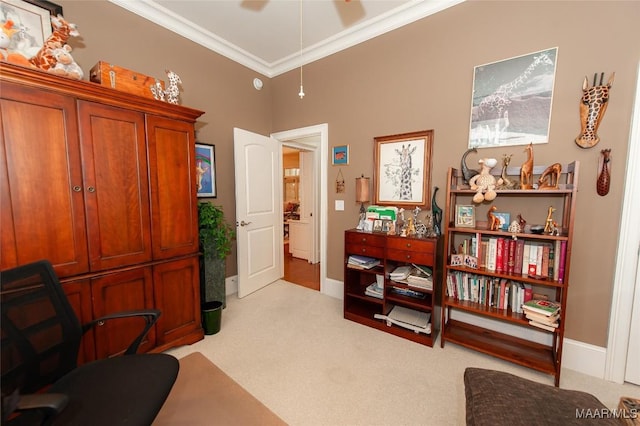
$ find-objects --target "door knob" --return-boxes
[240,220,252,227]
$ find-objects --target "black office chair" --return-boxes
[1,260,179,425]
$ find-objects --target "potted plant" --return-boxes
[198,202,235,308]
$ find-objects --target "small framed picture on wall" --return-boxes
[332,145,349,165]
[195,143,216,197]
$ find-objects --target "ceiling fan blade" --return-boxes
[334,0,365,27]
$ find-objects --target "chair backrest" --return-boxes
[1,260,82,397]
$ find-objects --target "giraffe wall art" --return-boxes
[373,130,433,209]
[469,47,558,148]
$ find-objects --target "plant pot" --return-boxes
[202,254,226,308]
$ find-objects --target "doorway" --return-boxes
[282,146,320,290]
[272,124,329,295]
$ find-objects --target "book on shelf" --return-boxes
[528,319,558,332]
[347,255,380,269]
[486,238,497,272]
[558,240,567,283]
[514,239,525,276]
[506,239,516,274]
[522,299,561,316]
[374,305,431,335]
[495,238,506,273]
[411,264,432,277]
[365,282,383,299]
[390,286,427,299]
[390,265,412,280]
[525,310,560,324]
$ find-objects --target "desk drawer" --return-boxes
[345,232,386,248]
[386,249,434,265]
[346,244,384,259]
[386,237,435,254]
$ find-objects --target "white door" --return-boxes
[234,128,282,298]
[301,150,319,263]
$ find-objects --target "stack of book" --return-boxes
[522,299,561,332]
[406,264,433,290]
[389,265,412,281]
[365,282,383,299]
[347,255,380,270]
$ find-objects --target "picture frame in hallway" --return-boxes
[468,47,558,148]
[373,130,433,209]
[332,145,349,165]
[195,144,216,198]
[0,0,63,53]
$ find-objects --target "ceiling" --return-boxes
[109,0,463,77]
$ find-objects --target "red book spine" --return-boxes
[507,239,516,274]
[496,238,505,273]
[514,239,525,276]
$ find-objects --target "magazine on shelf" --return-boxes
[374,305,431,335]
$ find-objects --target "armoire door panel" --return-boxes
[62,279,95,364]
[153,257,201,345]
[91,267,155,358]
[146,115,199,259]
[77,101,152,271]
[0,83,89,277]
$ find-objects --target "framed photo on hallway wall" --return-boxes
[373,130,433,209]
[195,144,216,198]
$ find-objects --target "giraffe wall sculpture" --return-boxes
[575,72,615,148]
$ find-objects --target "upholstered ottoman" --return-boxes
[464,368,620,425]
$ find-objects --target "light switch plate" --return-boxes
[335,200,344,211]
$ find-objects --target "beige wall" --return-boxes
[58,1,639,347]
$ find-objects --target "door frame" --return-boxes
[271,124,330,295]
[605,61,640,383]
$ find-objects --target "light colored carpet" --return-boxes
[165,280,639,426]
[153,352,286,425]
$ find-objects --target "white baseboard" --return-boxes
[322,277,343,299]
[562,338,607,379]
[226,275,237,296]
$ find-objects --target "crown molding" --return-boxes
[109,0,464,78]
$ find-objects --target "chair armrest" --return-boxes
[82,309,161,355]
[2,390,68,425]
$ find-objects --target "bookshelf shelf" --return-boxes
[444,320,556,375]
[440,162,578,386]
[344,229,441,347]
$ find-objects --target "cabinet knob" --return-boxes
[87,186,96,193]
[406,255,411,259]
[72,185,82,192]
[406,243,412,248]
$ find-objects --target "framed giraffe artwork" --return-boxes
[0,0,63,55]
[373,130,433,209]
[468,47,558,148]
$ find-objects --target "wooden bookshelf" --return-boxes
[344,229,441,347]
[440,162,578,386]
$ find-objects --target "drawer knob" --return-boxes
[406,255,411,259]
[406,243,412,248]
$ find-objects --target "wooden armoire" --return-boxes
[0,63,205,362]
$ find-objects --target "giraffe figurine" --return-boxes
[29,15,80,71]
[478,52,554,122]
[575,73,615,149]
[163,70,182,104]
[520,143,534,190]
